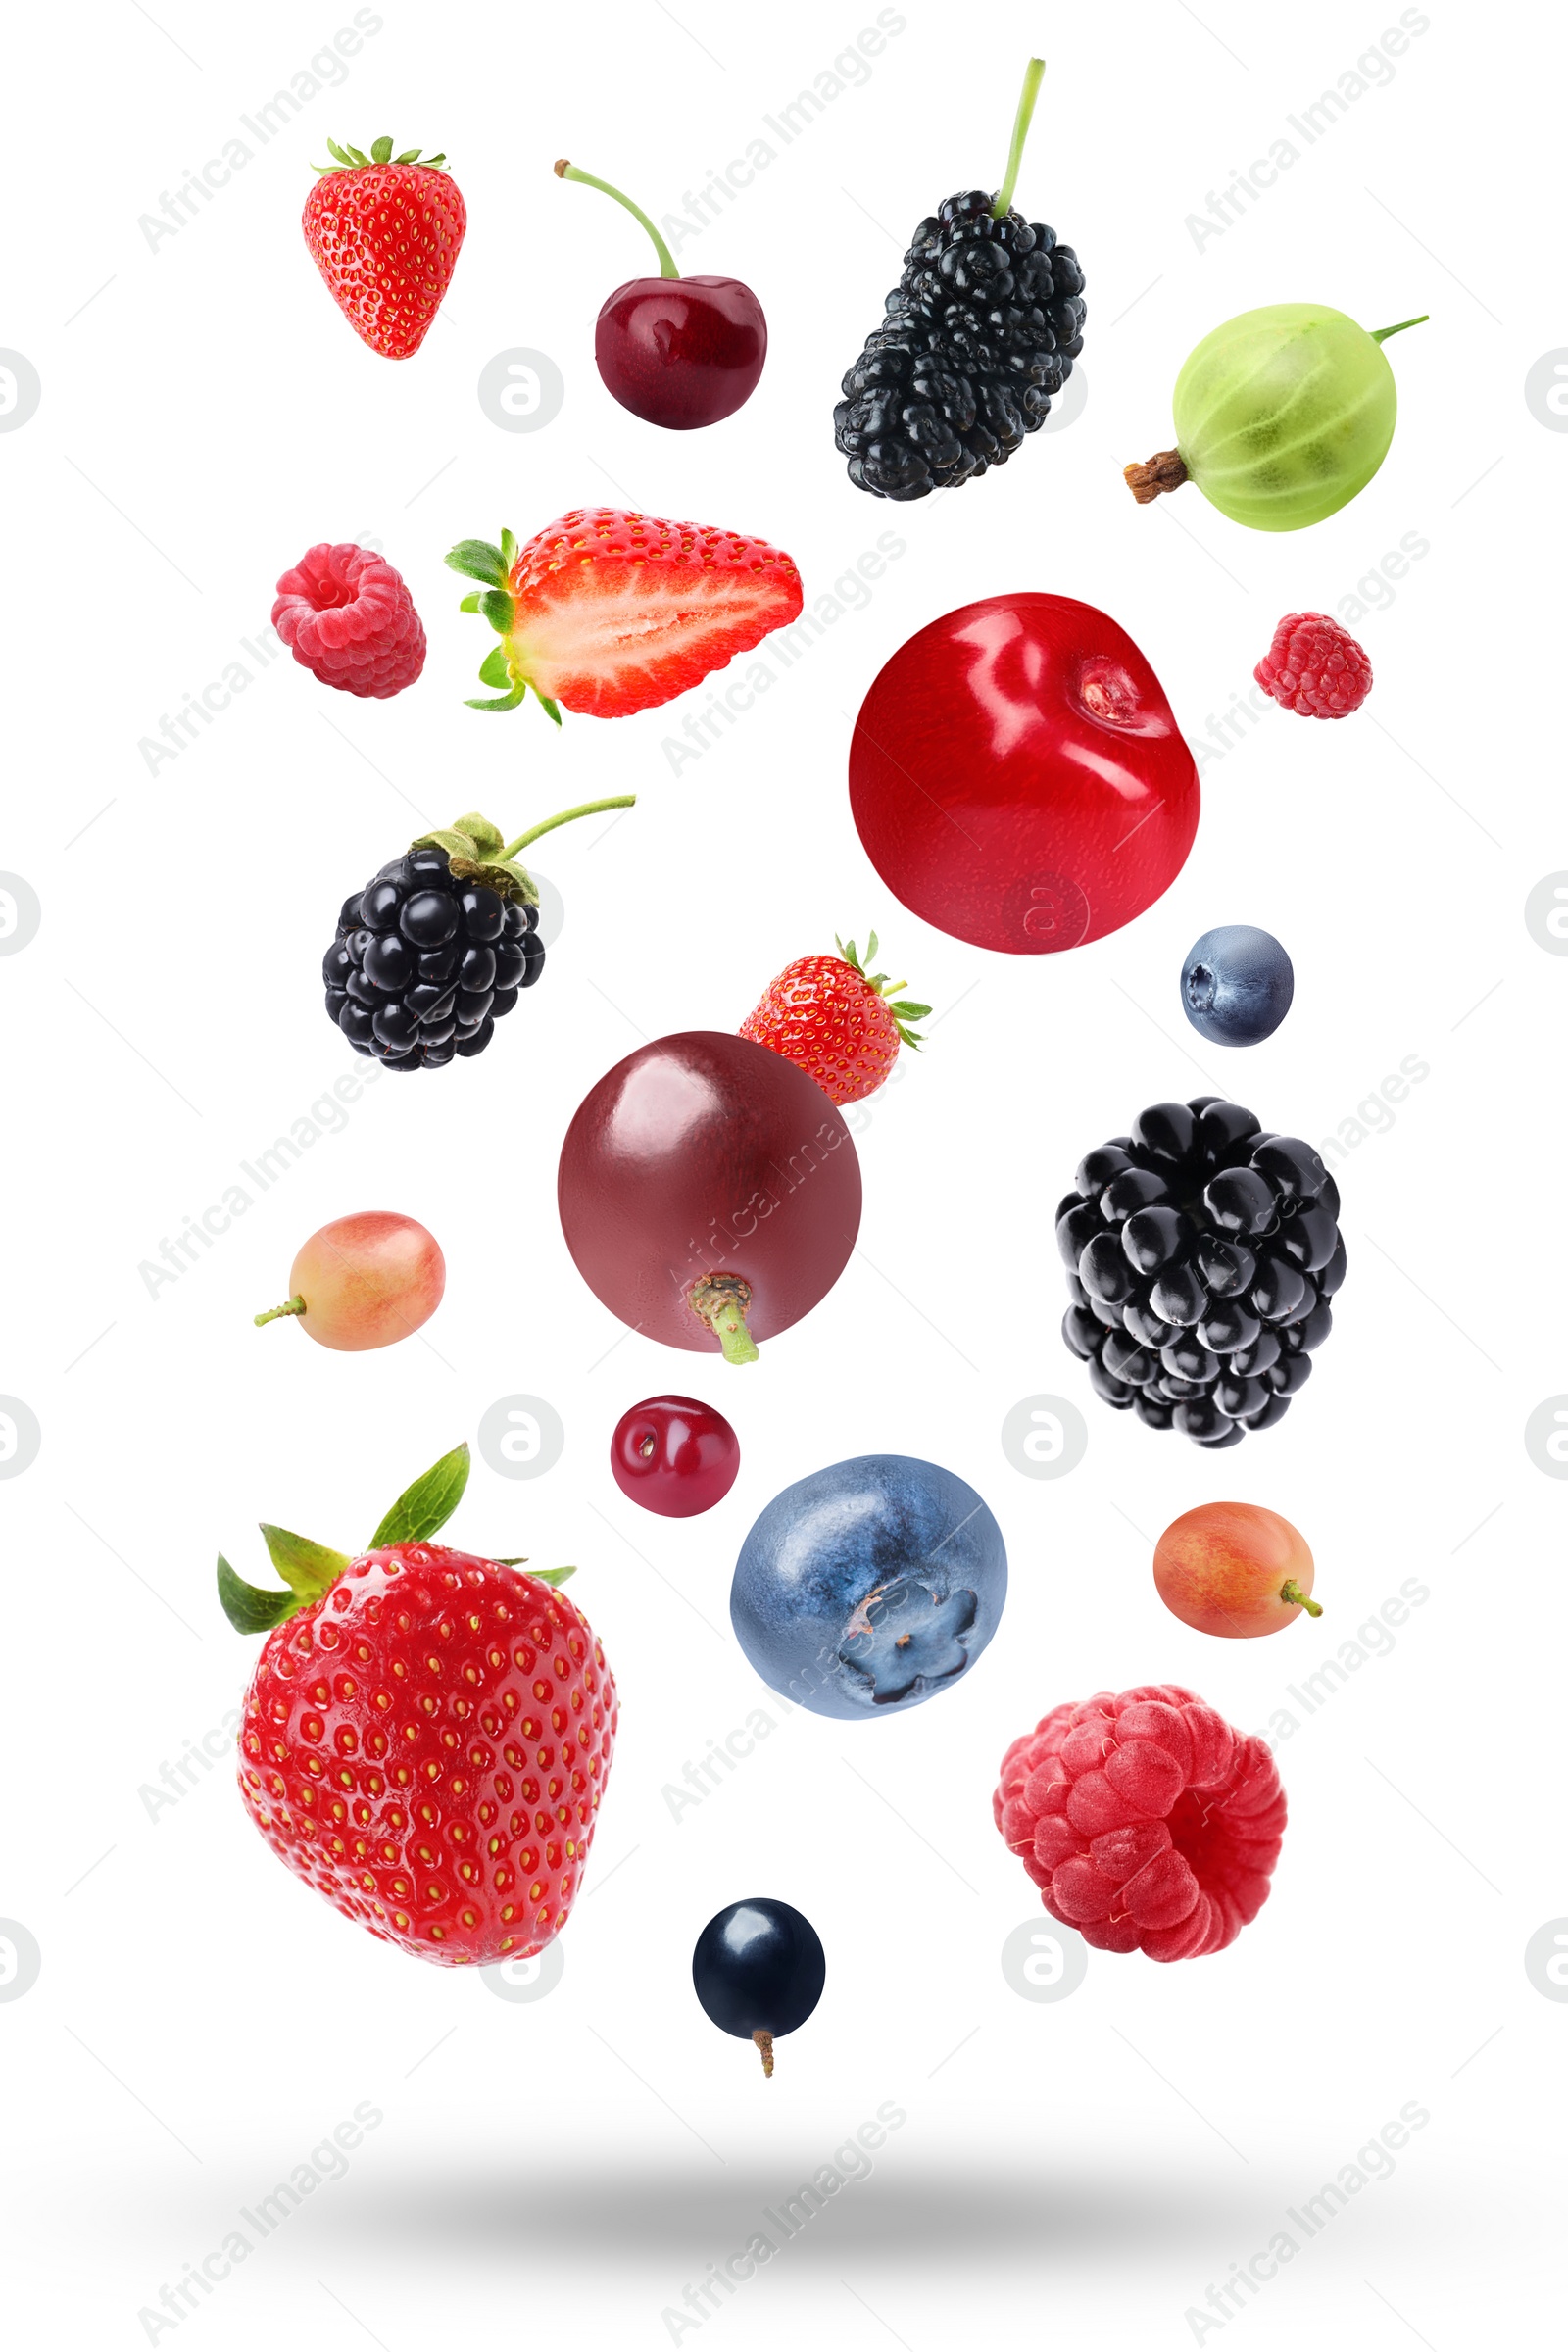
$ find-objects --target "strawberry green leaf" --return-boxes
[865,931,879,964]
[478,646,511,690]
[500,527,517,567]
[445,540,509,587]
[326,138,356,166]
[530,1564,577,1587]
[370,135,394,164]
[458,591,482,614]
[259,1524,350,1605]
[368,1443,470,1549]
[344,145,371,167]
[889,1001,931,1021]
[536,695,564,727]
[424,154,448,167]
[217,1553,298,1635]
[478,588,515,636]
[466,685,527,713]
[393,149,422,164]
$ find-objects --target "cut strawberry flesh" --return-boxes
[505,509,803,719]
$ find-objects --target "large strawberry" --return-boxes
[446,509,804,721]
[220,1445,617,1967]
[740,932,930,1105]
[304,137,466,360]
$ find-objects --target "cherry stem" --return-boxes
[555,159,679,279]
[255,1296,306,1328]
[690,1277,760,1367]
[1369,314,1429,344]
[501,796,636,861]
[1279,1580,1323,1618]
[992,57,1046,219]
[752,2029,775,2080]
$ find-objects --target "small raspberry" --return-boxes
[1254,611,1372,719]
[273,542,427,699]
[993,1684,1286,1960]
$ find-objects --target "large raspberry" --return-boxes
[993,1685,1286,1960]
[1253,611,1372,718]
[273,541,427,698]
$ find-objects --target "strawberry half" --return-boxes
[446,509,804,721]
[303,136,466,360]
[740,933,931,1105]
[220,1444,617,1967]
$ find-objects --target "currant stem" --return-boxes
[501,796,636,860]
[690,1277,760,1367]
[255,1296,306,1327]
[555,159,679,278]
[992,57,1046,218]
[1369,314,1429,344]
[1279,1580,1323,1618]
[752,2029,775,2080]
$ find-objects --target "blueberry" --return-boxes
[729,1455,1007,1720]
[1181,925,1294,1048]
[692,1898,825,2076]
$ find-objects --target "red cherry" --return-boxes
[556,159,766,430]
[557,1032,861,1363]
[611,1396,740,1516]
[596,276,766,429]
[849,593,1200,955]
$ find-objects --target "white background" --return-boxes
[2,1,1562,2344]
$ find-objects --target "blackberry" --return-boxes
[1058,1098,1347,1447]
[834,61,1085,501]
[321,799,631,1070]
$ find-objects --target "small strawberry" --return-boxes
[446,509,804,721]
[303,136,466,360]
[740,933,930,1106]
[220,1445,617,1967]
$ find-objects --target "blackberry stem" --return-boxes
[502,796,636,860]
[255,1296,306,1327]
[1369,315,1429,344]
[554,160,679,278]
[992,58,1046,219]
[1279,1580,1322,1617]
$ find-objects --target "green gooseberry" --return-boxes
[1125,304,1428,532]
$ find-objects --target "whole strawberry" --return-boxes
[220,1445,617,1966]
[740,933,929,1105]
[304,137,466,360]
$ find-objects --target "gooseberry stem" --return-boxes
[555,159,679,278]
[1279,1580,1322,1617]
[992,57,1046,219]
[690,1277,760,1366]
[752,2029,775,2079]
[255,1296,306,1327]
[501,796,636,861]
[1369,314,1429,344]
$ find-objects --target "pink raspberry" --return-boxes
[1254,611,1372,718]
[272,542,426,699]
[993,1685,1286,1961]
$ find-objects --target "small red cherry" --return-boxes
[555,158,766,429]
[611,1396,740,1517]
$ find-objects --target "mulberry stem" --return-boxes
[993,58,1046,219]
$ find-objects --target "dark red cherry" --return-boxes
[610,1396,740,1518]
[557,159,766,429]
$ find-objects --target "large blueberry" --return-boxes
[1181,925,1294,1047]
[730,1454,1007,1720]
